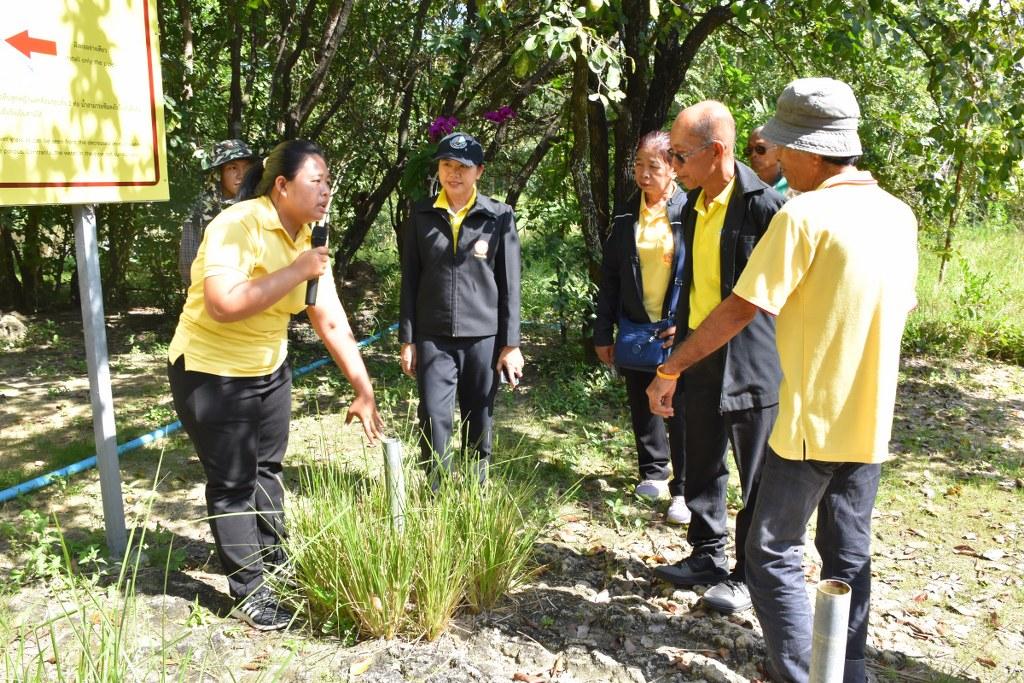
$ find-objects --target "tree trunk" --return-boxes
[228,4,244,138]
[587,72,610,243]
[0,216,25,310]
[21,208,44,311]
[505,117,562,208]
[334,0,433,277]
[568,38,603,286]
[938,153,966,283]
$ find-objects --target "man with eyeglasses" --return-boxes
[648,78,918,683]
[745,126,789,195]
[651,101,785,615]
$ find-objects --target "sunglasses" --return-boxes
[667,141,714,165]
[745,144,770,157]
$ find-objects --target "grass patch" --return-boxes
[906,222,1024,365]
[287,442,560,641]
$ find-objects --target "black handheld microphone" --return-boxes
[305,218,329,306]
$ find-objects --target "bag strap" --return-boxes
[663,243,686,319]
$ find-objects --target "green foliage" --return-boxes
[903,219,1024,365]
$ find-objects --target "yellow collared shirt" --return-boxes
[434,186,478,252]
[688,178,736,329]
[636,188,676,322]
[168,195,326,377]
[732,170,918,463]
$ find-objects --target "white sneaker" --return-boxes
[665,495,691,525]
[634,479,669,501]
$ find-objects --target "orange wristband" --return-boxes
[656,364,680,380]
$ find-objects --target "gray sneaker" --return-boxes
[665,495,691,525]
[635,479,669,501]
[702,578,752,614]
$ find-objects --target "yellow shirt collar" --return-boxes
[816,170,877,191]
[640,183,677,217]
[434,186,478,215]
[254,196,311,243]
[694,177,735,217]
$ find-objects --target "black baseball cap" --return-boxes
[433,132,484,166]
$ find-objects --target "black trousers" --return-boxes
[415,335,497,474]
[620,367,685,495]
[682,348,778,580]
[168,356,291,600]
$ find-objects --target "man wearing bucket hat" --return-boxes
[646,78,918,682]
[178,139,258,285]
[399,131,522,484]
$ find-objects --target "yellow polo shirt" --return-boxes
[168,196,323,377]
[688,178,736,328]
[434,186,477,252]
[637,189,676,322]
[732,171,918,463]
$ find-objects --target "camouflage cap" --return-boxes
[202,139,257,171]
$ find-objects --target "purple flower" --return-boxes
[483,105,517,125]
[428,115,459,142]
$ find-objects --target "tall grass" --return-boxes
[0,524,195,682]
[287,446,557,641]
[905,221,1024,365]
[0,454,238,682]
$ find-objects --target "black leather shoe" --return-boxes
[653,553,729,587]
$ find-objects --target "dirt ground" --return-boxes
[1,311,1022,682]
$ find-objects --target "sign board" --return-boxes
[0,0,169,205]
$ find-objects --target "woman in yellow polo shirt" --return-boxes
[167,139,384,631]
[594,131,689,524]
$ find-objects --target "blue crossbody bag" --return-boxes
[613,245,684,372]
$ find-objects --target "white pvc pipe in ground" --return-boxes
[809,579,852,683]
[382,438,406,533]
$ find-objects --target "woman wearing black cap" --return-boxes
[399,131,522,484]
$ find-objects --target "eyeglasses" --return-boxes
[667,141,714,166]
[745,144,770,157]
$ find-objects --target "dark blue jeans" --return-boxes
[745,450,881,683]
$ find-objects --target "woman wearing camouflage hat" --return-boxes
[178,139,258,286]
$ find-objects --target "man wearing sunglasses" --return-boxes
[648,78,918,683]
[745,126,789,195]
[652,100,785,615]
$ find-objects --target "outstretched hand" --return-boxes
[345,392,385,445]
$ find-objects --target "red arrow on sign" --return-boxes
[6,30,58,59]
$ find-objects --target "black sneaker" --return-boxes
[229,586,293,631]
[653,553,729,588]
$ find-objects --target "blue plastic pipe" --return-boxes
[0,323,398,504]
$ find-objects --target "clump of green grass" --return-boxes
[287,447,557,641]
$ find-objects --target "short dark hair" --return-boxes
[820,154,861,167]
[238,139,325,200]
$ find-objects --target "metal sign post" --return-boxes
[73,204,127,557]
